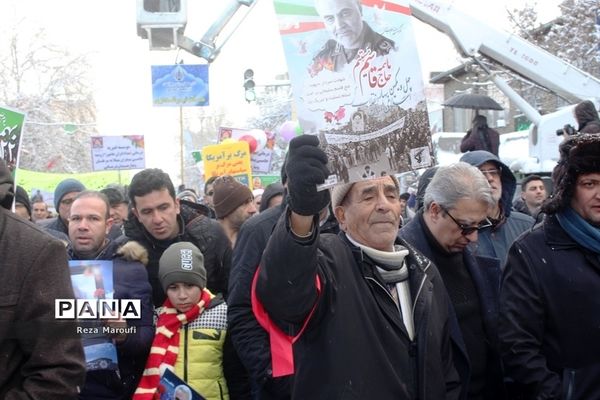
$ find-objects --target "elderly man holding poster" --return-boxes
[312,0,396,73]
[254,135,461,399]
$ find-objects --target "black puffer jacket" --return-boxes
[499,214,600,399]
[124,201,232,306]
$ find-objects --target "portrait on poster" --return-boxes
[275,0,434,183]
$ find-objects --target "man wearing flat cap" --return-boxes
[212,175,257,247]
[499,134,600,399]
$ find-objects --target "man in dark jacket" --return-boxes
[513,174,547,220]
[255,135,461,399]
[460,151,534,268]
[124,168,232,306]
[499,134,600,399]
[67,190,154,399]
[573,99,600,134]
[44,177,86,235]
[228,176,291,400]
[460,115,500,156]
[0,160,86,399]
[399,162,505,400]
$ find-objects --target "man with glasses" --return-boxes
[44,178,86,236]
[399,162,506,399]
[461,151,534,268]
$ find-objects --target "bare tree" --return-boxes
[181,105,233,190]
[0,21,97,172]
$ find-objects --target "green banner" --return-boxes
[0,106,26,175]
[16,169,131,206]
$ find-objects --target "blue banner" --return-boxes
[151,64,209,107]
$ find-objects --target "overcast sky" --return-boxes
[2,0,561,181]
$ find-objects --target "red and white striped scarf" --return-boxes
[133,289,212,399]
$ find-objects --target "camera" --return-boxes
[555,124,577,136]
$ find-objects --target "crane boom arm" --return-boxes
[409,0,600,102]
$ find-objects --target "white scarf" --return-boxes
[346,235,415,340]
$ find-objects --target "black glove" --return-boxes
[285,135,331,216]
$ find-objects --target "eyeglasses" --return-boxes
[60,198,75,206]
[479,167,502,178]
[441,206,492,236]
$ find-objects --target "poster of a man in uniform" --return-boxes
[274,0,434,184]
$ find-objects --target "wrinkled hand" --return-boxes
[285,135,331,216]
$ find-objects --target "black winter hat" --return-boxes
[259,182,284,212]
[543,134,600,214]
[416,166,439,210]
[15,186,31,217]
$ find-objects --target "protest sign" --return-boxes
[68,260,119,372]
[151,64,209,107]
[202,141,253,187]
[218,126,286,177]
[0,105,26,175]
[158,369,207,400]
[91,135,145,171]
[274,0,434,183]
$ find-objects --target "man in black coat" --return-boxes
[399,162,505,400]
[499,134,600,399]
[254,135,460,399]
[0,160,86,399]
[67,190,154,399]
[124,168,232,306]
[228,201,291,400]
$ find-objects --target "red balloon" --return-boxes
[239,134,258,153]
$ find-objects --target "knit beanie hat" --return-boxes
[15,186,31,217]
[158,242,207,292]
[212,175,253,218]
[543,133,600,214]
[416,166,439,211]
[331,175,400,209]
[259,182,284,212]
[54,178,85,210]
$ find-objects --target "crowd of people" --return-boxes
[1,129,599,399]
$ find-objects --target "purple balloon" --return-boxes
[279,121,302,142]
